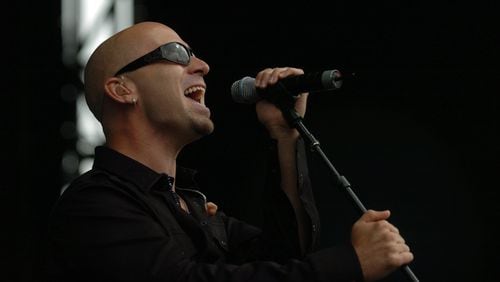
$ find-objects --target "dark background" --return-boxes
[3,1,498,281]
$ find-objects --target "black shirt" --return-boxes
[46,140,362,282]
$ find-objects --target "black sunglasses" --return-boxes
[115,41,194,76]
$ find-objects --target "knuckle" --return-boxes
[399,236,406,244]
[373,221,383,229]
[382,230,396,241]
[405,244,411,252]
[377,220,390,229]
[387,253,402,266]
[381,220,392,228]
[393,226,400,233]
[389,243,401,253]
[407,252,415,262]
[401,252,414,264]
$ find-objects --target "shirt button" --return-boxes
[201,221,208,226]
[312,224,317,232]
[220,240,227,246]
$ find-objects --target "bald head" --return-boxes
[84,22,180,122]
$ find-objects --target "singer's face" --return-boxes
[128,25,213,143]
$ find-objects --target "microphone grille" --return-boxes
[231,76,259,104]
[321,69,343,90]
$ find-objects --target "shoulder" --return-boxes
[54,168,144,215]
[61,169,123,198]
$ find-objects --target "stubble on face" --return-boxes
[187,109,214,140]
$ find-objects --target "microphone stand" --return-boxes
[267,84,419,282]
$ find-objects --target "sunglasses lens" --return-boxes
[162,43,191,65]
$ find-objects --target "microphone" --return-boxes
[231,69,346,104]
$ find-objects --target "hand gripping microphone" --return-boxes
[231,69,345,104]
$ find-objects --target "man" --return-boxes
[46,21,413,281]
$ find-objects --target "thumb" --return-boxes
[361,209,390,222]
[206,202,218,216]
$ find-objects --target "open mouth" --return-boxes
[184,86,205,103]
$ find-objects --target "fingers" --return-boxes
[355,210,400,236]
[375,220,400,235]
[255,67,304,88]
[361,209,391,222]
[386,243,414,267]
[399,250,414,265]
[205,202,218,216]
[352,210,414,281]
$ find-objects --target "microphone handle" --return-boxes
[281,72,326,93]
[280,69,343,94]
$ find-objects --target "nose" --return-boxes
[190,56,210,76]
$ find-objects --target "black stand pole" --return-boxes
[270,86,419,282]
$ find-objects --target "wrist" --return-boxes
[267,126,300,141]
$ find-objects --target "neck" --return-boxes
[105,132,184,179]
[102,109,195,182]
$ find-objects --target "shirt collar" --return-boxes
[92,146,198,192]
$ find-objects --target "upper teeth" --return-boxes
[184,86,205,96]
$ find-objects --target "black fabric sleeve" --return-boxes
[307,245,364,282]
[239,137,321,260]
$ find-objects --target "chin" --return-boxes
[193,121,215,138]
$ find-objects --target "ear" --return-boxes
[104,76,136,104]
